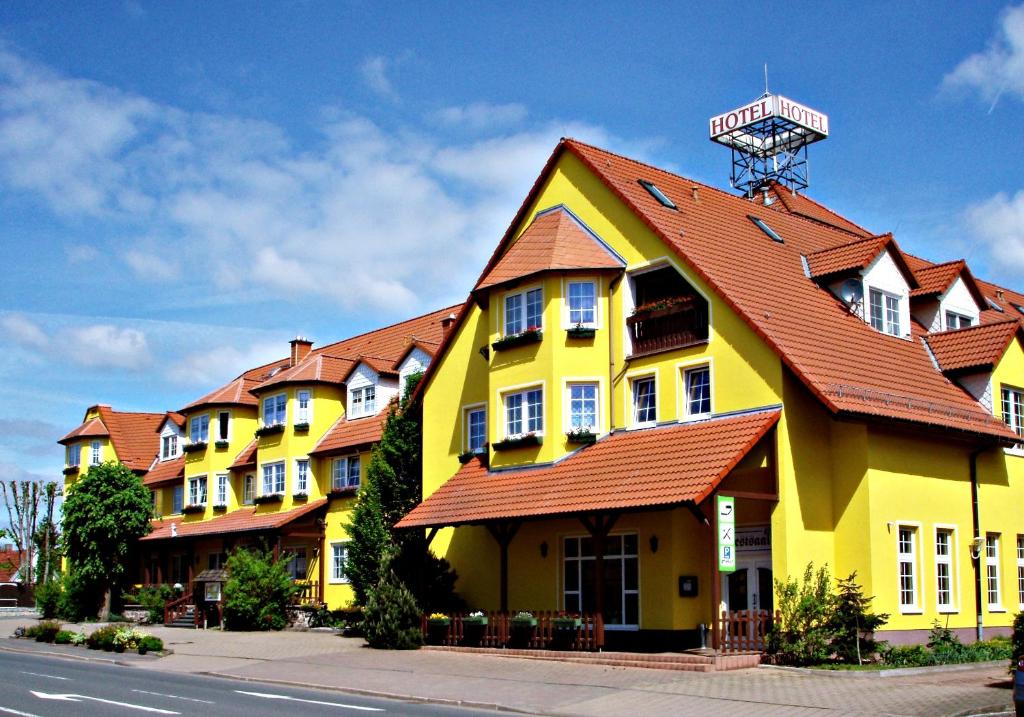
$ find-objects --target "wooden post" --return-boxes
[579,513,619,623]
[318,527,326,605]
[485,522,520,613]
[711,492,721,652]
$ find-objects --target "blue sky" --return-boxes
[1,1,1023,512]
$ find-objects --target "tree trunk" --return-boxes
[100,587,112,621]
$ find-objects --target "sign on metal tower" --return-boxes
[709,93,829,197]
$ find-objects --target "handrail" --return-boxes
[163,593,192,626]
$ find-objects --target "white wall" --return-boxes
[958,372,993,412]
[939,277,982,330]
[862,250,912,339]
[398,348,432,391]
[348,363,400,416]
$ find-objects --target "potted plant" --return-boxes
[566,426,597,444]
[550,614,581,651]
[509,611,537,649]
[293,492,308,502]
[214,439,229,449]
[253,493,283,505]
[212,503,227,512]
[293,422,310,432]
[426,613,450,645]
[182,441,207,454]
[462,611,488,647]
[255,423,285,438]
[492,432,543,450]
[181,504,205,515]
[566,323,596,339]
[491,327,543,352]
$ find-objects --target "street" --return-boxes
[0,651,500,717]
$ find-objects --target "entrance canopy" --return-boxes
[397,408,780,529]
[141,498,327,541]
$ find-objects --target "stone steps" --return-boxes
[425,646,762,672]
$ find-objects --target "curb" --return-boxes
[200,670,538,715]
[0,641,140,668]
[760,659,1009,678]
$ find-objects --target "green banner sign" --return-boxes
[717,495,736,573]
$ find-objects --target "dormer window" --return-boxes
[350,386,376,418]
[869,288,901,336]
[161,434,178,460]
[945,311,972,330]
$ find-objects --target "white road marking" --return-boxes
[18,672,68,681]
[131,689,215,704]
[0,706,41,717]
[235,689,384,711]
[30,690,180,714]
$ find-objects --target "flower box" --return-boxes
[509,614,537,648]
[255,424,285,438]
[181,504,206,515]
[566,429,597,445]
[550,616,581,650]
[492,433,542,451]
[62,466,80,475]
[630,295,696,319]
[552,616,582,630]
[458,450,481,464]
[212,504,227,512]
[491,328,542,352]
[462,614,488,647]
[566,326,596,339]
[214,440,229,449]
[182,441,207,454]
[426,616,450,646]
[253,493,283,505]
[292,492,308,502]
[293,422,310,432]
[328,487,358,500]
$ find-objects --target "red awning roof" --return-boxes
[143,456,184,486]
[397,409,780,528]
[141,498,327,541]
[926,319,1023,373]
[310,413,386,456]
[230,439,258,470]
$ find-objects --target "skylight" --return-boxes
[638,179,677,210]
[1015,304,1024,315]
[748,215,784,243]
[987,298,1004,313]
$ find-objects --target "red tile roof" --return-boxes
[765,181,872,237]
[475,206,624,291]
[910,260,988,309]
[166,412,186,429]
[143,456,184,487]
[180,359,290,412]
[141,498,327,541]
[59,406,165,471]
[58,417,109,443]
[805,234,905,280]
[926,320,1023,373]
[253,354,356,392]
[392,339,440,370]
[310,413,387,456]
[0,546,21,582]
[397,409,780,528]
[230,440,258,470]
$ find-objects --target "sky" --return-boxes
[0,1,1023,519]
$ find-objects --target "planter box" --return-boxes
[255,424,285,438]
[253,494,283,505]
[293,422,310,432]
[462,617,488,647]
[212,504,227,512]
[566,431,597,445]
[181,504,205,515]
[492,434,542,451]
[491,329,542,352]
[214,440,229,449]
[509,618,537,648]
[426,620,450,646]
[62,466,80,475]
[292,492,308,502]
[328,487,358,499]
[182,441,207,454]
[566,327,596,339]
[550,618,581,650]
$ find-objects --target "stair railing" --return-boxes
[163,593,192,626]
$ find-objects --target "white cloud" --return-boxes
[360,56,398,101]
[61,325,152,370]
[124,248,180,281]
[1,314,49,350]
[166,340,284,388]
[943,3,1024,107]
[965,190,1024,271]
[432,102,528,131]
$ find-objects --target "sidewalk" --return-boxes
[0,617,1014,717]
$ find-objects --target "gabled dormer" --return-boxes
[909,260,987,332]
[806,233,918,339]
[924,318,1023,412]
[158,412,185,461]
[393,340,438,391]
[342,357,400,419]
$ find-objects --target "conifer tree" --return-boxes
[362,548,423,650]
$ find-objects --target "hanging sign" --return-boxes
[717,495,736,573]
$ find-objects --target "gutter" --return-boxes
[969,447,985,642]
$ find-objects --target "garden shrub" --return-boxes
[363,552,422,650]
[86,625,119,651]
[133,585,176,624]
[22,625,41,640]
[768,563,835,666]
[881,644,935,667]
[57,568,103,622]
[138,635,163,654]
[54,630,75,644]
[222,548,297,631]
[34,620,62,643]
[35,579,62,619]
[1013,612,1023,670]
[828,572,889,664]
[878,625,1012,667]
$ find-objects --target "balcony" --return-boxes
[626,296,708,356]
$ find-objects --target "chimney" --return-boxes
[289,337,313,367]
[440,313,457,339]
[690,186,700,203]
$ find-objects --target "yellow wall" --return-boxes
[179,406,258,520]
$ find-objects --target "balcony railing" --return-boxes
[626,297,708,356]
[292,580,320,606]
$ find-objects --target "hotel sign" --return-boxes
[717,495,736,573]
[709,94,829,140]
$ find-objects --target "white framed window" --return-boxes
[189,414,209,443]
[563,534,639,627]
[297,390,311,424]
[330,542,350,583]
[161,434,178,460]
[350,386,376,417]
[66,444,80,467]
[935,528,956,611]
[505,387,543,437]
[869,288,901,336]
[243,475,255,505]
[172,485,183,514]
[332,456,360,490]
[215,474,228,506]
[684,365,711,418]
[1016,534,1024,608]
[295,459,309,493]
[464,406,486,453]
[986,533,1002,609]
[263,394,286,427]
[262,462,285,495]
[897,525,920,611]
[1000,386,1023,446]
[567,383,598,432]
[631,376,656,426]
[504,286,543,336]
[217,411,230,441]
[188,476,208,506]
[945,311,972,330]
[567,280,597,327]
[90,440,101,466]
[284,547,307,580]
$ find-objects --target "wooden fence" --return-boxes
[422,611,604,651]
[718,609,778,653]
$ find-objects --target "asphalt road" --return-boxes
[0,651,504,717]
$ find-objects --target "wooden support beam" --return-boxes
[485,521,520,613]
[711,492,721,652]
[425,527,439,547]
[725,490,779,502]
[578,512,619,623]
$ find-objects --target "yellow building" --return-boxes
[399,139,1024,650]
[59,308,456,615]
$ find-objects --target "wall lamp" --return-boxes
[539,541,548,558]
[649,535,659,554]
[969,536,985,560]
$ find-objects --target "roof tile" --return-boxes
[141,498,327,541]
[926,320,1022,373]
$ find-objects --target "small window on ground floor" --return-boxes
[284,547,307,580]
[986,533,1002,608]
[897,525,919,611]
[331,542,350,583]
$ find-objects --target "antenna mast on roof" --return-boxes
[709,86,829,197]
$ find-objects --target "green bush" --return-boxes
[133,585,176,624]
[767,563,835,666]
[1012,612,1023,671]
[881,644,935,667]
[86,625,119,651]
[22,625,42,639]
[35,620,62,643]
[138,635,163,654]
[35,580,62,619]
[828,572,889,664]
[54,630,76,644]
[57,569,103,622]
[222,548,297,631]
[363,552,422,650]
[878,625,1012,667]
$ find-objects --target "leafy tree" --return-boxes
[363,549,423,650]
[768,562,835,666]
[222,547,297,630]
[828,572,889,663]
[61,461,152,619]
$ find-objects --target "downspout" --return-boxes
[969,447,984,642]
[608,273,624,434]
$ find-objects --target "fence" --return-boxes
[718,609,777,653]
[292,580,320,606]
[422,611,604,651]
